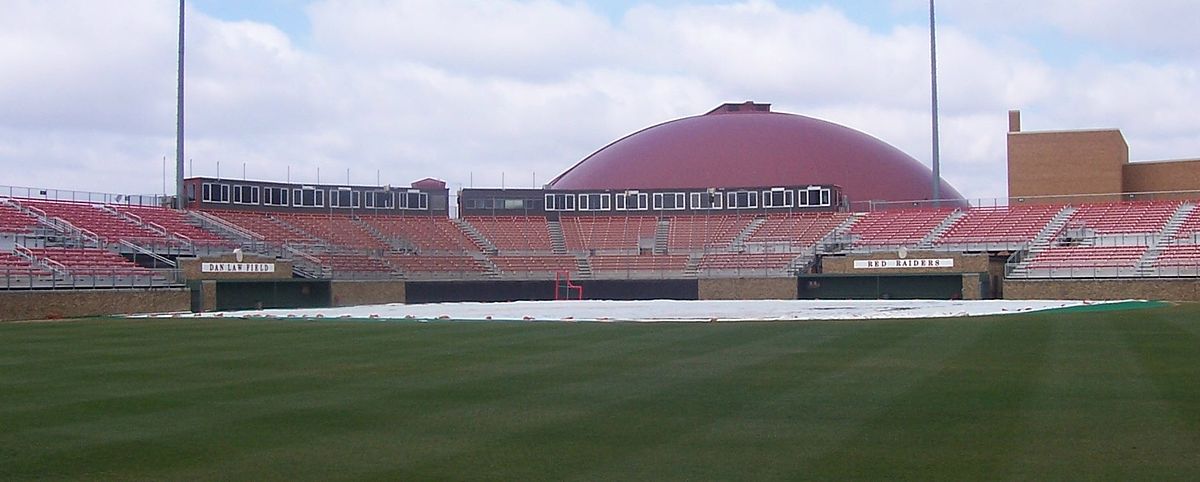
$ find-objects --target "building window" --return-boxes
[398,191,429,210]
[365,191,394,209]
[201,183,230,203]
[727,190,758,209]
[292,187,325,207]
[544,193,576,211]
[578,193,611,211]
[231,185,259,205]
[690,191,723,210]
[798,186,832,207]
[264,187,289,206]
[763,188,793,208]
[652,192,685,210]
[330,189,360,209]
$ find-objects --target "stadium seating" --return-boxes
[491,255,579,276]
[589,254,688,274]
[745,212,850,247]
[205,210,322,245]
[274,213,391,250]
[317,253,394,275]
[464,216,552,252]
[384,254,487,276]
[935,205,1059,246]
[1066,200,1181,234]
[1024,246,1146,275]
[0,250,44,273]
[0,203,40,234]
[360,216,478,253]
[1171,208,1200,239]
[848,208,954,247]
[1153,244,1200,267]
[698,252,799,272]
[667,215,752,251]
[19,199,172,245]
[26,247,152,276]
[112,205,232,246]
[561,216,657,252]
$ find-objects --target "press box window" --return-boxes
[201,183,230,203]
[726,191,758,209]
[578,193,611,211]
[544,193,576,211]
[762,189,793,208]
[365,191,394,209]
[398,191,429,210]
[263,187,289,206]
[652,192,685,210]
[292,188,325,207]
[330,189,361,208]
[691,191,723,210]
[231,185,259,205]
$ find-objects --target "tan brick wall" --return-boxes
[1007,130,1127,203]
[200,280,217,312]
[1004,279,1200,301]
[961,274,983,300]
[698,278,797,300]
[330,281,406,307]
[178,253,293,281]
[0,289,189,322]
[821,251,989,275]
[1122,159,1200,196]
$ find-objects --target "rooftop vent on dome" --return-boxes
[707,102,771,115]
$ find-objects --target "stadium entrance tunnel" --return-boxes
[797,274,985,300]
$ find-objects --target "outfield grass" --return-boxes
[2,304,1199,480]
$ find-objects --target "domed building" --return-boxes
[548,102,963,206]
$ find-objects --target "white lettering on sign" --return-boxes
[852,259,955,269]
[201,262,276,273]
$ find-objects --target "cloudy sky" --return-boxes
[1,0,1197,203]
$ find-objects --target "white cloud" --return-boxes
[0,0,1197,202]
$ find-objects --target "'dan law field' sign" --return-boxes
[201,262,276,274]
[853,259,955,269]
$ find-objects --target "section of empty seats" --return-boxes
[384,255,485,275]
[491,255,578,275]
[698,252,799,271]
[274,213,390,250]
[848,209,954,246]
[0,251,44,273]
[463,216,552,252]
[1025,246,1146,269]
[205,211,321,245]
[745,212,850,246]
[589,255,688,273]
[1171,208,1200,240]
[317,253,394,274]
[26,247,151,275]
[667,216,752,251]
[1066,200,1181,234]
[360,216,477,253]
[1153,244,1200,267]
[561,216,657,252]
[935,205,1059,245]
[18,199,169,244]
[112,205,230,245]
[0,203,40,233]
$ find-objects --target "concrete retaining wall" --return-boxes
[0,289,189,322]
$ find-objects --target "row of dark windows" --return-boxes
[543,187,833,212]
[196,183,429,210]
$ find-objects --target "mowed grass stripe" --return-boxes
[599,317,1004,481]
[1,306,1199,481]
[1004,312,1200,480]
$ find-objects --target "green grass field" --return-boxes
[3,304,1199,480]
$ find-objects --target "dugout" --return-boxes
[797,273,984,300]
[191,280,331,312]
[403,279,698,304]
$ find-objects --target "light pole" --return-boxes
[175,0,186,209]
[929,0,941,207]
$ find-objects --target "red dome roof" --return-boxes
[548,103,964,204]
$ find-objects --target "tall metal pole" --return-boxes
[175,0,186,209]
[929,0,941,206]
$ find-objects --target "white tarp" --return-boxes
[146,299,1133,322]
